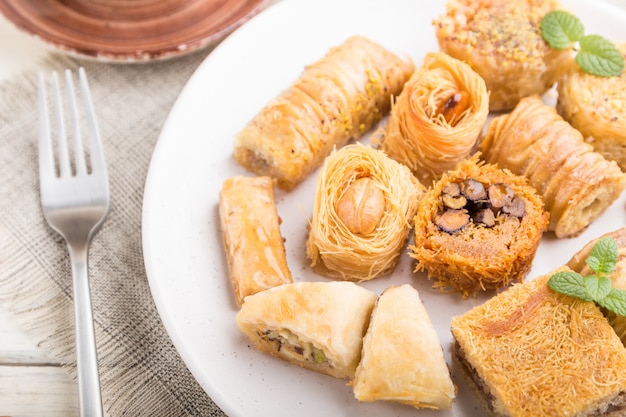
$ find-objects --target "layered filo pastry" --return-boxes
[451,270,626,417]
[557,42,626,170]
[480,95,626,238]
[218,176,293,307]
[352,284,456,410]
[433,0,570,111]
[306,144,424,281]
[411,155,549,298]
[236,281,377,379]
[233,35,415,190]
[379,52,489,184]
[567,227,626,345]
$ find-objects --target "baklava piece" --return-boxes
[218,176,293,307]
[379,51,489,184]
[352,284,456,410]
[567,227,626,345]
[236,281,377,379]
[306,144,424,281]
[234,35,414,189]
[433,0,570,111]
[411,155,549,297]
[481,95,626,238]
[452,271,626,417]
[557,43,626,170]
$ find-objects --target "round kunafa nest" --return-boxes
[307,143,424,281]
[380,52,488,185]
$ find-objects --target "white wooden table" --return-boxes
[0,14,79,417]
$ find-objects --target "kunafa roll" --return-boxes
[306,143,424,281]
[352,284,456,410]
[557,43,626,171]
[234,35,415,190]
[411,155,549,298]
[480,95,626,238]
[433,0,569,111]
[379,52,489,184]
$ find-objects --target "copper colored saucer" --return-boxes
[0,0,270,62]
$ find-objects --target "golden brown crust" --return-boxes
[451,271,626,417]
[352,284,456,410]
[235,281,377,379]
[557,43,626,171]
[410,155,548,297]
[567,227,626,275]
[379,52,489,184]
[306,144,424,281]
[218,176,293,307]
[433,0,569,111]
[480,95,626,238]
[233,35,415,190]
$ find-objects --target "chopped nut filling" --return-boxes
[259,328,328,365]
[436,178,526,233]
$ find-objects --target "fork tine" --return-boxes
[38,72,55,181]
[78,68,107,177]
[51,71,71,178]
[65,69,87,176]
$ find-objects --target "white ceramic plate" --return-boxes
[142,0,626,415]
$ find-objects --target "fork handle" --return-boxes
[69,243,104,417]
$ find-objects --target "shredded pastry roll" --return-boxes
[480,95,626,238]
[233,35,415,190]
[352,285,456,410]
[433,0,569,111]
[379,52,489,185]
[410,155,548,297]
[236,281,378,379]
[557,43,626,170]
[306,144,424,281]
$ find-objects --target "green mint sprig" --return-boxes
[548,237,626,316]
[540,10,624,77]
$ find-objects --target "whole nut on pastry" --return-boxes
[437,91,470,125]
[336,177,385,235]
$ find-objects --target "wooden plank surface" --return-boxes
[0,12,80,417]
[0,306,79,417]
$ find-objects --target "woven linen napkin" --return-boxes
[0,49,227,416]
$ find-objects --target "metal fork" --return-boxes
[38,68,108,417]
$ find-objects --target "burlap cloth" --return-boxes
[0,48,226,415]
[1,0,626,416]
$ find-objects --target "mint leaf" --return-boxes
[549,237,626,317]
[585,275,612,301]
[541,11,623,77]
[541,11,585,50]
[548,271,592,301]
[587,236,619,275]
[597,288,626,317]
[576,34,624,77]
